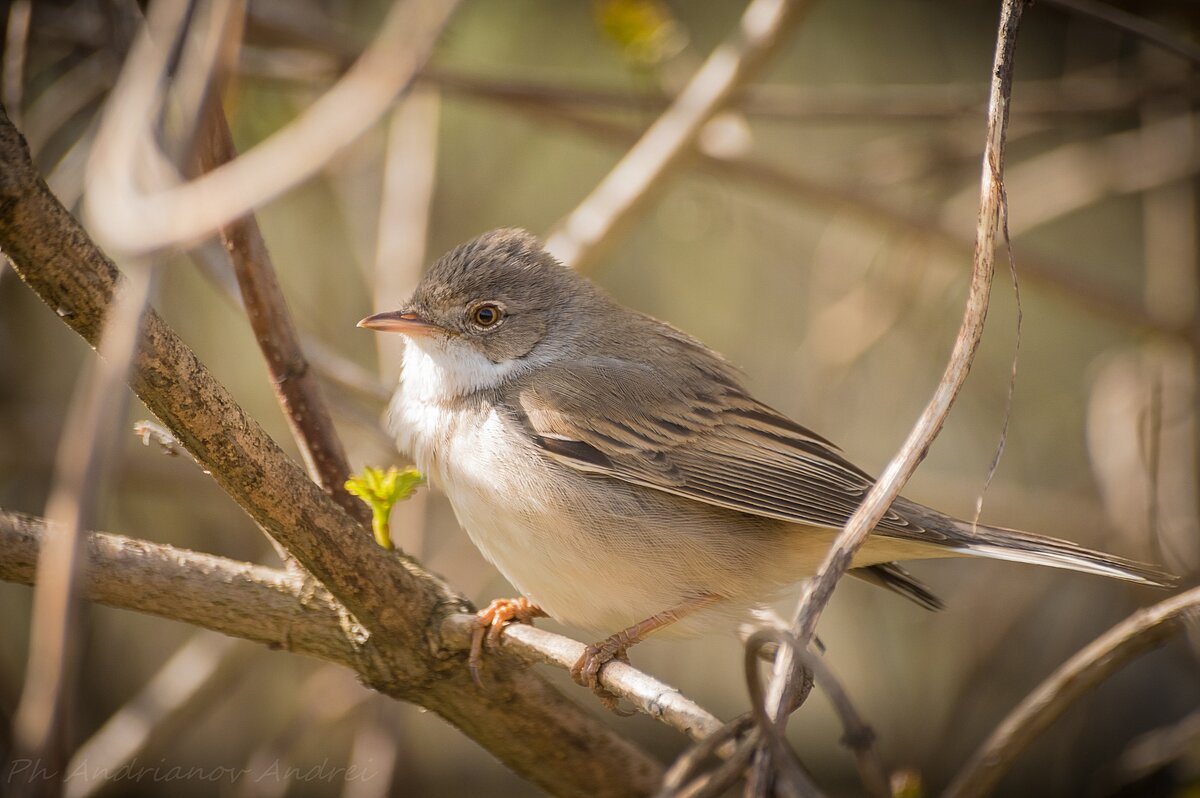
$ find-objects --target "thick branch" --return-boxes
[0,510,362,669]
[0,106,661,798]
[0,509,719,768]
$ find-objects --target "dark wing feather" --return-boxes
[514,353,929,539]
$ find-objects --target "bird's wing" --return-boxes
[514,357,933,540]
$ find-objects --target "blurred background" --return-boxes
[1,0,1198,795]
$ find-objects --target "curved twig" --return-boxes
[746,630,889,798]
[944,585,1200,798]
[84,0,458,255]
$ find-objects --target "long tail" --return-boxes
[889,497,1177,588]
[947,519,1175,587]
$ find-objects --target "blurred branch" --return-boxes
[464,86,1200,349]
[64,633,252,798]
[1042,0,1200,67]
[944,585,1200,798]
[941,111,1200,237]
[0,104,664,798]
[545,0,814,271]
[761,0,1026,739]
[84,0,458,255]
[193,106,366,523]
[22,50,114,157]
[2,0,31,129]
[424,67,1200,122]
[11,259,155,796]
[1100,706,1200,791]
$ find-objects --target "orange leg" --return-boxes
[469,597,547,686]
[571,594,723,712]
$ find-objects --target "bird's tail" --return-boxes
[945,519,1176,587]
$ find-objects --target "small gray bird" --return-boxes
[359,228,1172,703]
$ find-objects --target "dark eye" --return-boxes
[471,303,503,328]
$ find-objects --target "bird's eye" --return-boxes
[470,303,503,328]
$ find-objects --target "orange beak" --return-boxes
[356,310,443,337]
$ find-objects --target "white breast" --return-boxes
[388,338,699,632]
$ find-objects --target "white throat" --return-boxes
[400,336,523,402]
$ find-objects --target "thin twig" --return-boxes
[84,0,459,255]
[440,614,725,742]
[944,585,1200,798]
[1042,0,1200,68]
[11,264,156,797]
[192,105,366,523]
[745,630,889,798]
[544,0,814,272]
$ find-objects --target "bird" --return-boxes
[358,228,1173,706]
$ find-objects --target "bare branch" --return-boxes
[0,510,361,669]
[424,68,1199,122]
[544,0,814,272]
[944,585,1200,798]
[192,106,366,523]
[0,510,727,764]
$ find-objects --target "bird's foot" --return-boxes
[570,635,635,715]
[469,597,546,686]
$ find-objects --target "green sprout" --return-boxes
[345,466,424,550]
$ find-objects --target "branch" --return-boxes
[0,509,724,754]
[192,106,366,523]
[544,0,814,271]
[0,511,360,668]
[0,106,662,798]
[944,585,1200,798]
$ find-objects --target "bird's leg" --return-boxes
[469,596,546,686]
[571,594,722,712]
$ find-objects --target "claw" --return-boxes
[467,597,545,686]
[570,639,634,715]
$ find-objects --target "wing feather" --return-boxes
[514,354,927,538]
